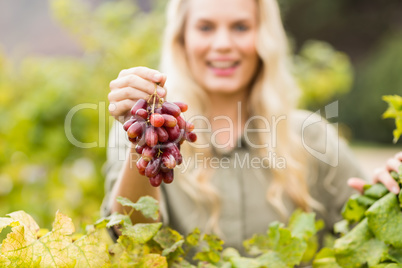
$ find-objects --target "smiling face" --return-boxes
[183,0,260,95]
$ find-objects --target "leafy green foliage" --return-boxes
[383,95,402,143]
[314,163,402,267]
[0,196,321,267]
[116,196,160,221]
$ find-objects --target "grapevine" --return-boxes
[123,84,197,187]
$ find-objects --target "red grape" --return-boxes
[162,101,181,117]
[150,113,164,127]
[135,108,148,120]
[149,173,163,187]
[123,118,136,131]
[163,170,174,184]
[162,114,177,127]
[173,102,188,113]
[127,121,145,139]
[156,127,169,143]
[130,99,147,116]
[145,126,158,147]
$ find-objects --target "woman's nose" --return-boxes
[211,28,233,52]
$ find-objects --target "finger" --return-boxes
[347,177,367,194]
[110,75,157,95]
[373,168,400,194]
[117,66,165,84]
[386,157,401,173]
[110,75,166,98]
[108,99,136,119]
[395,152,402,161]
[159,74,167,88]
[108,87,150,103]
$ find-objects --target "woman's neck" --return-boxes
[206,91,249,151]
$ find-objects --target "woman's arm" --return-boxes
[105,67,167,225]
[108,145,160,224]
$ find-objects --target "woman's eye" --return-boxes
[234,24,249,32]
[198,24,213,32]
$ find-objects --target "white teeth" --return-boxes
[209,61,237,68]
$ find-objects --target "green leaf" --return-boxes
[185,227,200,247]
[364,183,389,200]
[381,247,402,264]
[222,247,240,261]
[230,256,264,268]
[193,233,223,264]
[161,240,184,256]
[94,213,132,229]
[356,195,376,207]
[288,210,317,240]
[366,192,402,247]
[256,252,288,268]
[334,218,388,267]
[371,264,402,268]
[243,233,270,255]
[313,248,342,268]
[399,191,402,208]
[333,220,349,235]
[383,95,402,143]
[170,259,196,268]
[122,222,162,244]
[243,220,309,267]
[153,227,184,257]
[117,196,159,220]
[266,223,307,267]
[341,194,367,223]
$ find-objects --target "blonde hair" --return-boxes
[160,0,322,233]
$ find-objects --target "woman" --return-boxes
[103,0,401,253]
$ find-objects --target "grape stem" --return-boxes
[149,82,162,114]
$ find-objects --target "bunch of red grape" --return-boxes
[123,95,197,187]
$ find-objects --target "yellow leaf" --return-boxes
[0,217,16,233]
[68,230,110,268]
[52,211,75,236]
[7,211,39,237]
[1,211,78,267]
[1,225,38,266]
[0,255,11,267]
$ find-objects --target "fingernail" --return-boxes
[392,186,400,194]
[108,103,116,112]
[153,73,162,82]
[156,86,166,97]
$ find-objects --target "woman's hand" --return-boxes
[108,67,167,124]
[348,152,402,194]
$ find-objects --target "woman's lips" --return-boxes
[207,61,240,76]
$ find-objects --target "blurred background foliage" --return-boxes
[0,0,401,230]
